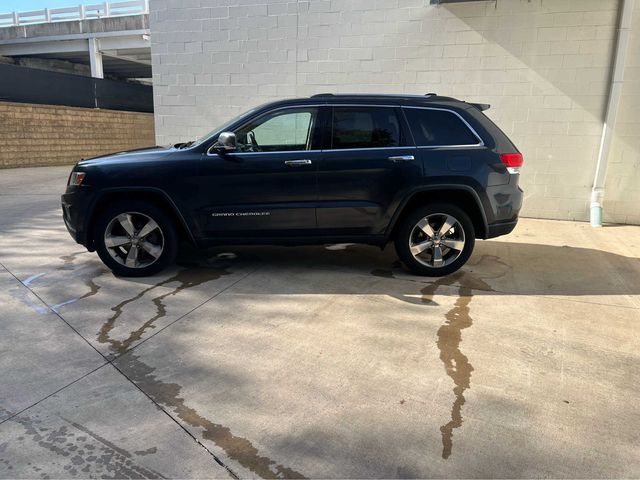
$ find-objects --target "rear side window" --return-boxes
[331,107,402,149]
[404,108,480,147]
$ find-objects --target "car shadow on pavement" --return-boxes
[172,239,640,299]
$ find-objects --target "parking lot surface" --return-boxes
[1,166,639,478]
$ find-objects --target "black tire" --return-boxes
[94,201,178,277]
[394,203,475,277]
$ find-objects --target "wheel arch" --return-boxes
[85,187,196,251]
[386,186,488,242]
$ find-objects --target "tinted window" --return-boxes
[235,107,317,152]
[404,108,480,146]
[331,107,401,149]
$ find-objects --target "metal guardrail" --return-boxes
[0,0,149,28]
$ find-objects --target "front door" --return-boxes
[317,105,420,235]
[198,106,321,238]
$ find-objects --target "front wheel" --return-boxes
[94,201,178,277]
[394,203,475,277]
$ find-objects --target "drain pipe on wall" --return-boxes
[591,0,634,227]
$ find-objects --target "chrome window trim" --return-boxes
[210,149,323,156]
[321,146,416,153]
[205,103,485,155]
[417,144,484,149]
[402,105,485,148]
[206,103,405,156]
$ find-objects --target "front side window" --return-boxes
[403,108,480,147]
[235,107,317,152]
[331,107,402,149]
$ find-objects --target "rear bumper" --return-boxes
[486,219,518,238]
[483,181,523,238]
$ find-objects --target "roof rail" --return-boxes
[310,93,437,98]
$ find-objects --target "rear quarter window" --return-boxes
[404,108,480,147]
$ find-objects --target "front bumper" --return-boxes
[61,187,94,249]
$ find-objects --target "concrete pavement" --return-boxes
[0,166,639,478]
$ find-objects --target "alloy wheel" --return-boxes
[408,213,466,268]
[104,212,164,268]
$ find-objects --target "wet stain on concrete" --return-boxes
[51,278,101,313]
[17,251,104,313]
[98,266,229,356]
[435,289,474,460]
[134,447,158,456]
[118,353,306,479]
[420,256,507,460]
[0,407,164,478]
[96,259,305,478]
[58,252,87,271]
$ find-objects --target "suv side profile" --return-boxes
[61,93,523,277]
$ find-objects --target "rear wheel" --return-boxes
[394,203,475,277]
[94,201,177,277]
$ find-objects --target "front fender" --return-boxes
[84,187,197,249]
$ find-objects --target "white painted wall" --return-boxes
[149,0,639,225]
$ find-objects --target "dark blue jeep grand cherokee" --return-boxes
[61,93,523,277]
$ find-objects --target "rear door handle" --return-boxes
[284,159,312,166]
[388,155,415,163]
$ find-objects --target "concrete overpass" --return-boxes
[0,1,150,80]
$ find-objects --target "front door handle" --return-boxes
[388,155,415,163]
[284,159,312,166]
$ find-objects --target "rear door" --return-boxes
[402,106,486,185]
[316,105,420,235]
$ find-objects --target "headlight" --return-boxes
[69,171,86,186]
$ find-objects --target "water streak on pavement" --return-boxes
[422,256,507,459]
[98,267,229,356]
[96,259,306,478]
[118,352,306,479]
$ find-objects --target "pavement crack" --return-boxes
[0,363,109,427]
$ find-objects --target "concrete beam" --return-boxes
[0,39,88,55]
[0,29,150,46]
[0,33,148,57]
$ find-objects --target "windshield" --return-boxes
[188,106,262,148]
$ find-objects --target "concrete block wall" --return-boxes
[150,0,637,224]
[603,2,640,226]
[0,101,155,168]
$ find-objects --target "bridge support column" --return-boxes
[88,37,104,78]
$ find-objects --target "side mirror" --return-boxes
[211,131,236,153]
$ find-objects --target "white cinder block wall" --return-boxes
[604,2,640,226]
[149,0,640,225]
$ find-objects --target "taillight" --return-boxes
[500,153,523,174]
